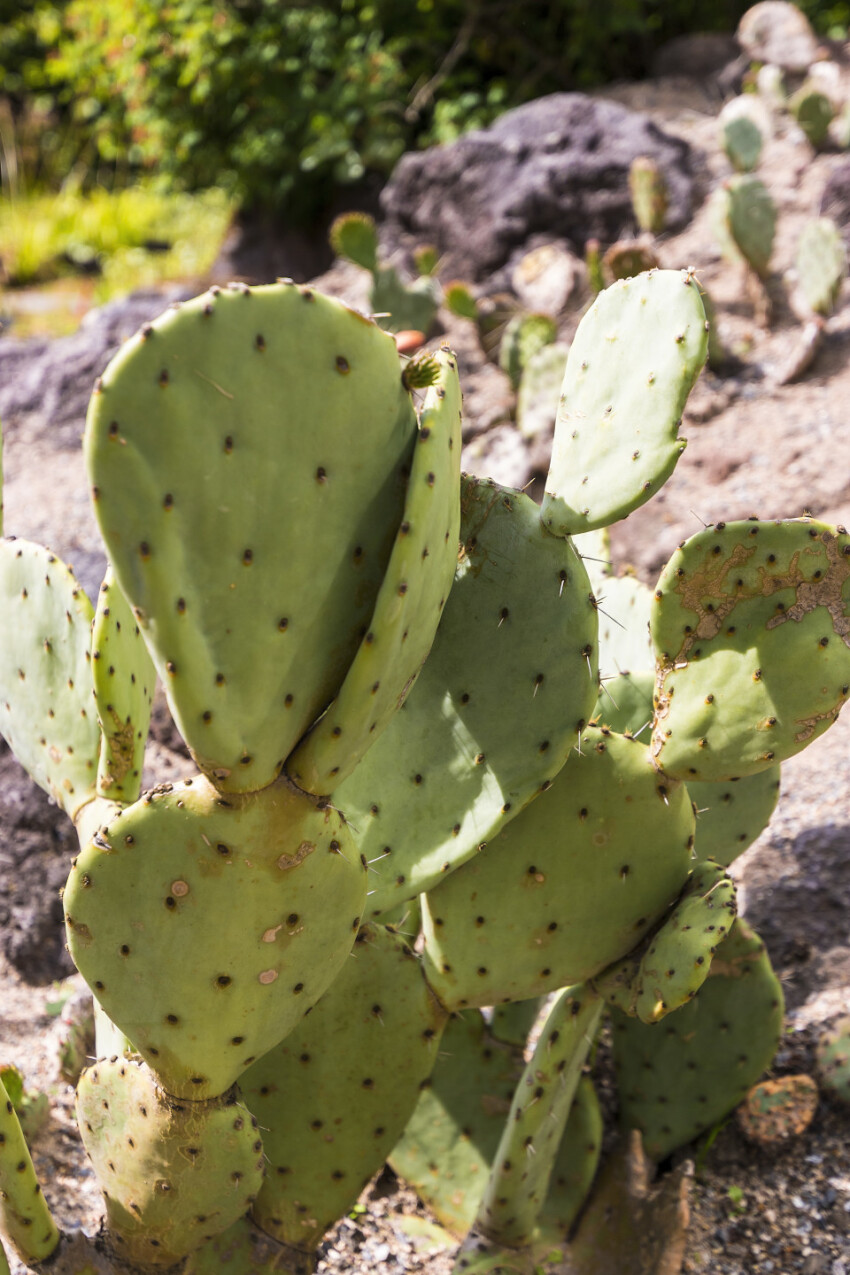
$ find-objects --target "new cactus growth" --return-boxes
[0,268,848,1274]
[628,156,668,234]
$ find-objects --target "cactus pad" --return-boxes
[287,347,461,794]
[688,766,781,866]
[0,539,99,819]
[421,727,694,1011]
[628,156,668,234]
[76,1058,264,1266]
[388,1009,524,1236]
[816,1016,850,1105]
[796,217,846,316]
[541,270,707,535]
[516,342,570,442]
[85,283,418,793]
[337,476,599,918]
[736,1074,819,1145]
[328,212,378,274]
[499,313,558,392]
[593,861,737,1023]
[651,518,850,781]
[92,566,156,805]
[475,988,602,1248]
[612,918,784,1159]
[243,923,446,1251]
[715,176,776,279]
[0,1073,59,1263]
[64,774,366,1098]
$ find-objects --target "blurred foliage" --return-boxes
[0,184,232,290]
[2,1,850,222]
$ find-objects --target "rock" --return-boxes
[737,2,821,73]
[380,94,696,281]
[510,240,584,314]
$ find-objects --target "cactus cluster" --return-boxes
[0,269,848,1275]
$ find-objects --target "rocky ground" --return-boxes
[2,23,850,1275]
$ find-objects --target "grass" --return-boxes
[0,184,234,334]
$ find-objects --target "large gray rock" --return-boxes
[380,93,697,281]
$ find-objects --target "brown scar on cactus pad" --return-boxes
[651,519,850,781]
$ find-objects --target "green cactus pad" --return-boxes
[717,176,776,279]
[92,566,156,805]
[288,347,461,794]
[592,669,655,739]
[796,217,847,316]
[612,918,784,1160]
[598,861,737,1024]
[389,1009,524,1237]
[444,281,479,321]
[571,528,612,595]
[602,240,660,286]
[64,774,366,1098]
[0,1073,59,1264]
[475,988,602,1248]
[516,343,570,442]
[629,156,668,235]
[421,727,694,1012]
[337,476,599,919]
[184,1216,314,1275]
[594,574,655,683]
[328,212,379,274]
[688,767,781,867]
[243,923,446,1251]
[722,115,764,173]
[816,1016,850,1105]
[76,1058,264,1267]
[371,268,441,336]
[499,314,558,392]
[790,85,834,148]
[537,1075,603,1246]
[650,518,850,782]
[85,283,418,793]
[0,538,100,820]
[541,270,707,535]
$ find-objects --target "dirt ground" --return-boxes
[2,61,850,1275]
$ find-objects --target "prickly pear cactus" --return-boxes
[789,83,834,148]
[796,217,847,316]
[76,1058,265,1266]
[816,1016,850,1105]
[85,283,422,794]
[712,176,776,279]
[628,156,668,234]
[421,727,695,1011]
[541,270,708,535]
[650,518,850,782]
[612,919,784,1160]
[601,240,660,286]
[64,775,367,1098]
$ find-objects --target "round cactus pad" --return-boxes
[288,347,461,794]
[76,1058,264,1266]
[816,1016,850,1105]
[85,283,419,793]
[541,270,707,535]
[64,774,366,1098]
[651,519,850,781]
[243,923,446,1251]
[0,539,99,819]
[688,766,781,866]
[336,476,599,918]
[421,728,694,1011]
[92,566,156,805]
[612,918,784,1160]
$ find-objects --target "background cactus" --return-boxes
[329,211,441,335]
[796,216,847,316]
